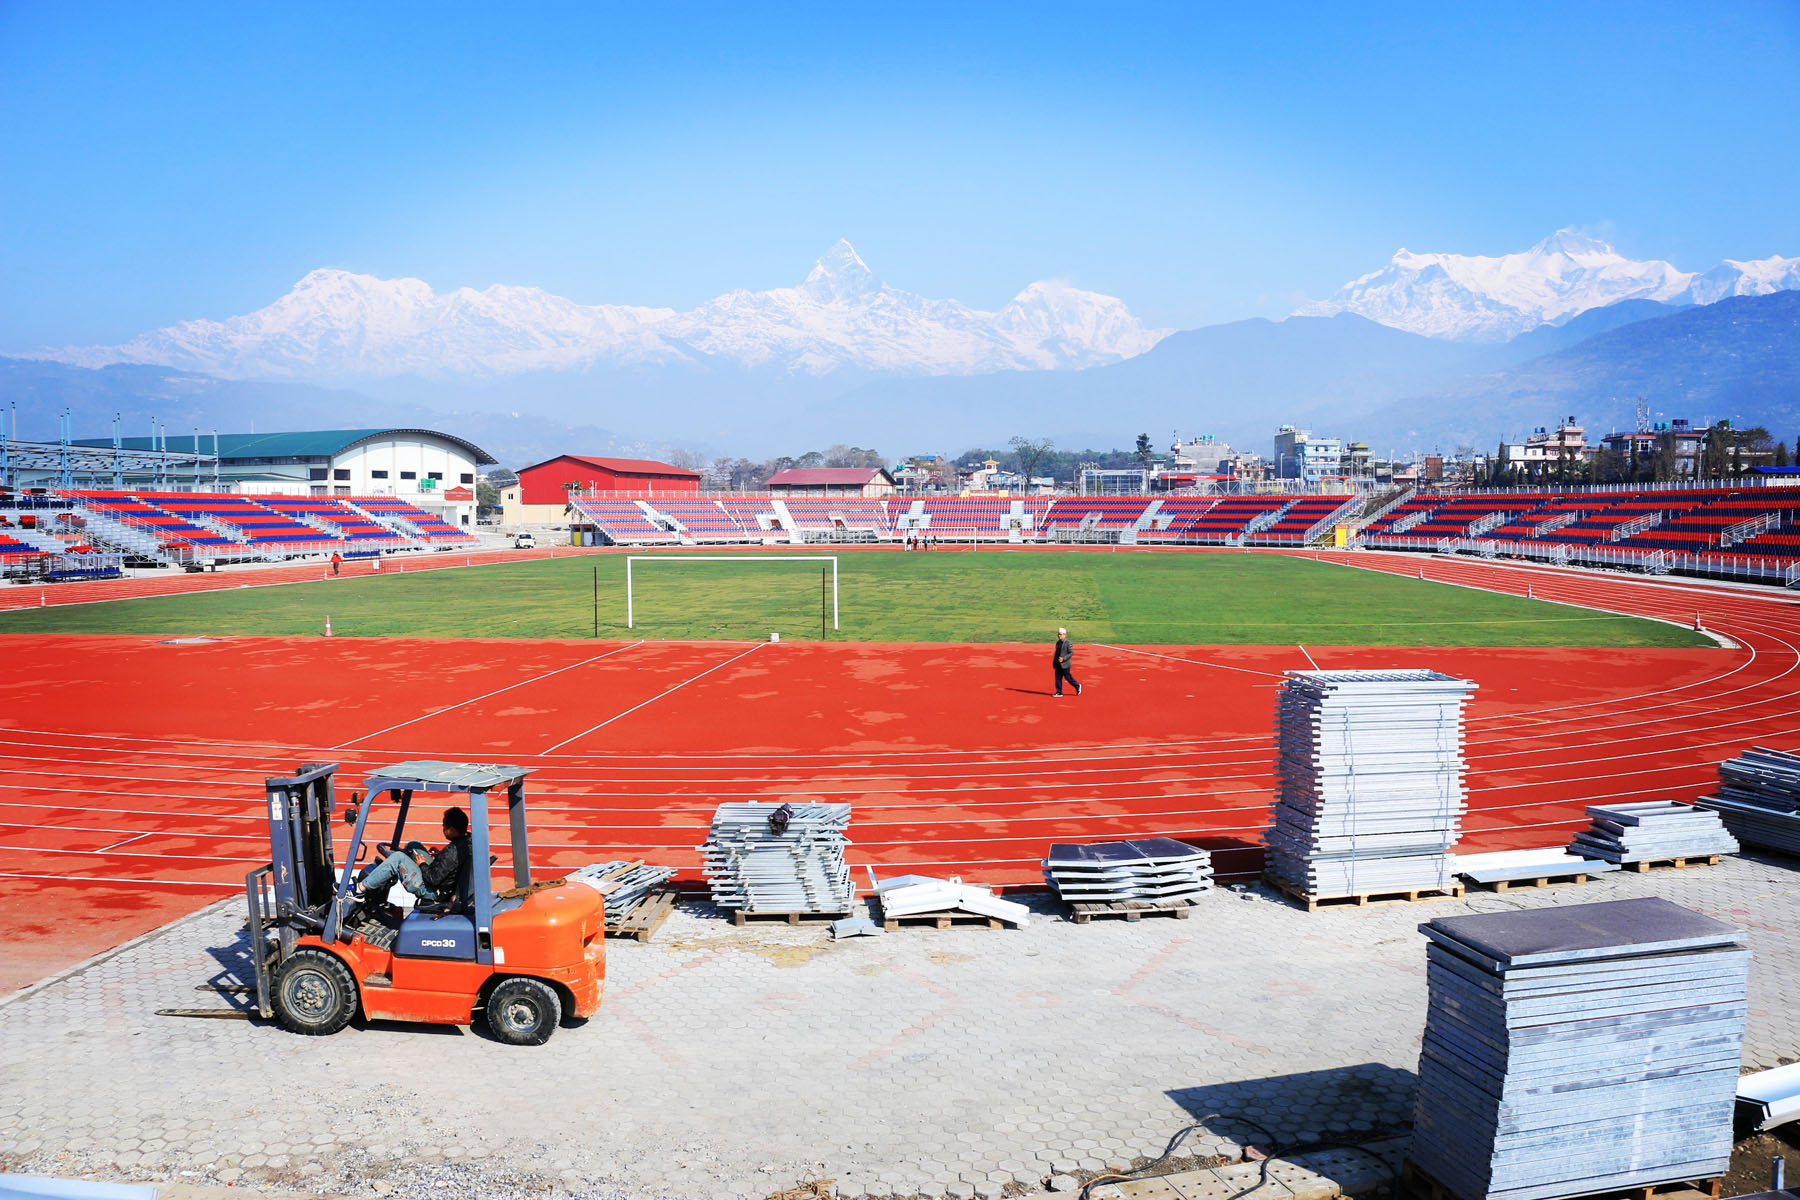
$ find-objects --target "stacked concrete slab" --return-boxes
[699,802,856,913]
[1413,897,1749,1200]
[1264,669,1476,898]
[1043,838,1212,903]
[1567,802,1738,864]
[1696,746,1800,855]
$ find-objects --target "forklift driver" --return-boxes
[355,807,474,912]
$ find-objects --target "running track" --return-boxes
[2,547,1797,993]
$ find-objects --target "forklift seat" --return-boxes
[396,911,476,960]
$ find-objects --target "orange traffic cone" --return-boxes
[324,614,333,637]
[39,592,47,607]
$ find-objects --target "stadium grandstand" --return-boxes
[48,429,494,533]
[1360,480,1800,585]
[564,492,1363,549]
[554,481,1800,585]
[0,488,477,579]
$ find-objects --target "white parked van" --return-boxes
[513,532,537,549]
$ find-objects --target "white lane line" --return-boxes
[543,642,770,754]
[1094,643,1287,679]
[0,871,238,889]
[1296,644,1319,670]
[95,831,155,853]
[330,640,647,749]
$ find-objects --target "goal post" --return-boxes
[625,554,838,632]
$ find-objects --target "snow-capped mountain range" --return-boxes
[40,240,1169,381]
[1299,229,1800,342]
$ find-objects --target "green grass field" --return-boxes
[0,550,1711,647]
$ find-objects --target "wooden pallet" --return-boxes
[730,908,853,926]
[879,910,1006,931]
[606,889,678,943]
[1264,872,1463,913]
[1466,872,1592,892]
[1401,1160,1720,1200]
[1068,898,1199,924]
[1624,854,1720,873]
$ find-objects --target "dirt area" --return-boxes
[1726,1123,1800,1196]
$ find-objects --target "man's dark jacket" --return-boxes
[422,833,473,909]
[1054,638,1073,669]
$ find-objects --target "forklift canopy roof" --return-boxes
[365,761,531,791]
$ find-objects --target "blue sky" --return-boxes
[4,0,1799,348]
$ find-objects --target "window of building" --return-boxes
[309,485,327,496]
[460,473,474,484]
[371,469,388,480]
[308,468,328,481]
[401,471,416,481]
[334,469,350,481]
[428,471,443,481]
[334,485,350,496]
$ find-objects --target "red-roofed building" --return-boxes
[517,455,701,504]
[765,467,896,497]
[503,454,702,523]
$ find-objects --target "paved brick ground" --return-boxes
[1,854,1796,1200]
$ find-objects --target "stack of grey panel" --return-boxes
[566,860,677,927]
[1413,897,1749,1200]
[1695,746,1800,855]
[1264,669,1476,897]
[699,802,856,913]
[1567,801,1738,864]
[1042,838,1212,903]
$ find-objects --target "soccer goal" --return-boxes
[625,554,839,634]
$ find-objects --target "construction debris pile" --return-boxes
[1696,746,1800,856]
[1042,838,1213,905]
[1264,669,1477,898]
[699,802,856,914]
[1413,897,1749,1200]
[872,874,1030,926]
[1566,801,1738,865]
[565,861,677,928]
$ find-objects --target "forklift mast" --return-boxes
[264,762,340,920]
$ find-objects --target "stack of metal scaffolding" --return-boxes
[1042,838,1213,903]
[1567,801,1738,864]
[565,860,678,927]
[872,874,1031,926]
[1695,746,1800,855]
[1264,669,1476,897]
[699,802,856,913]
[1413,897,1749,1200]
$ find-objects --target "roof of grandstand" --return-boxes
[766,468,895,486]
[520,454,701,478]
[72,429,497,464]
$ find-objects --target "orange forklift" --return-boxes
[249,760,604,1044]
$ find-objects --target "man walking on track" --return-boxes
[1052,627,1082,698]
[330,551,342,577]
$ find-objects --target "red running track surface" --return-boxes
[2,548,1797,994]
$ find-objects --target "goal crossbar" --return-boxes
[625,555,838,630]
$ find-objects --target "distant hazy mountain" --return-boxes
[1300,229,1800,342]
[795,313,1498,451]
[0,357,670,469]
[15,237,1800,463]
[1357,291,1800,449]
[32,241,1167,382]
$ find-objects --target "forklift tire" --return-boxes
[486,976,561,1046]
[272,949,357,1036]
